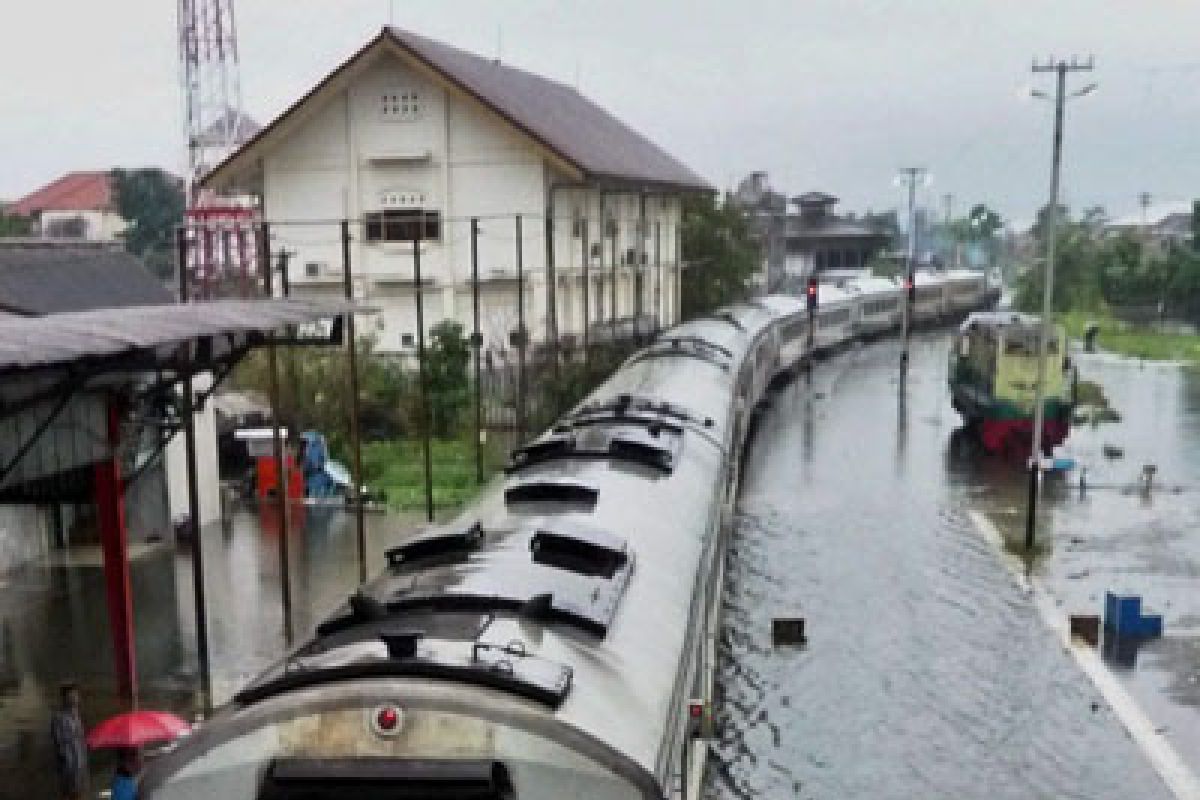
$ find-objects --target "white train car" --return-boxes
[845,276,902,338]
[912,271,950,324]
[943,269,988,317]
[757,284,856,372]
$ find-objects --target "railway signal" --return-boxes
[806,277,818,383]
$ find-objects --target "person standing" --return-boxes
[110,748,140,800]
[49,682,89,800]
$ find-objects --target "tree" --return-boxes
[425,320,470,437]
[111,168,185,278]
[0,211,30,237]
[679,194,759,318]
[967,204,1004,239]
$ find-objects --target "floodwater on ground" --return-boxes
[0,502,429,799]
[709,331,1200,799]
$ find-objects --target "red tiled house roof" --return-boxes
[9,172,113,217]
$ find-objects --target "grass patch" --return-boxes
[362,436,507,511]
[1058,310,1200,362]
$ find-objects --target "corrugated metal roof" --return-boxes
[0,242,173,314]
[0,299,359,374]
[204,27,710,193]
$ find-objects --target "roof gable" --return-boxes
[204,27,710,194]
[10,172,113,217]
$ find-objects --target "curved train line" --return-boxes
[143,270,997,800]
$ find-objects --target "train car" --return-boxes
[911,271,950,325]
[141,307,782,800]
[844,275,902,339]
[943,270,988,318]
[949,311,1074,456]
[756,284,854,373]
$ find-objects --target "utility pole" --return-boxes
[897,167,926,376]
[1139,191,1153,270]
[1026,55,1095,551]
[944,192,959,269]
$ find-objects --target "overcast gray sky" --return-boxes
[4,1,1200,226]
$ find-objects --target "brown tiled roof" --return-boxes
[9,172,113,216]
[205,27,711,193]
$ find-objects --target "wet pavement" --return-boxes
[709,332,1198,799]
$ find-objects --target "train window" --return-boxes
[530,527,628,578]
[258,758,515,799]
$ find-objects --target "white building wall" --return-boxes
[38,209,126,241]
[262,50,689,355]
[166,373,221,529]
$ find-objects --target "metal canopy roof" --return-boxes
[0,298,359,375]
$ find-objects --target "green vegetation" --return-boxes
[231,321,634,513]
[1014,202,1200,362]
[0,211,30,237]
[680,193,759,318]
[111,168,186,279]
[362,436,506,511]
[425,320,470,436]
[1058,310,1200,362]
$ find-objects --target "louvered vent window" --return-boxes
[381,89,421,121]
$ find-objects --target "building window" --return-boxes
[401,333,415,347]
[364,210,441,243]
[380,189,427,209]
[380,89,421,121]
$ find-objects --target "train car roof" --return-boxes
[843,276,899,295]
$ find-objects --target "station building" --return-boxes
[201,27,712,358]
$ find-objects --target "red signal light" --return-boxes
[377,707,399,730]
[370,704,404,737]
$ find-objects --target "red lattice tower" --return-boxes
[178,0,262,299]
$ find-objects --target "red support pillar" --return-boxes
[95,401,136,705]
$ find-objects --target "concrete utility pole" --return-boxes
[1026,55,1095,551]
[1139,191,1153,270]
[897,167,926,376]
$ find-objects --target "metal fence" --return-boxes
[179,212,677,518]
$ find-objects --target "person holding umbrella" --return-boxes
[49,682,89,800]
[86,709,190,799]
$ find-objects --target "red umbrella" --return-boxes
[86,711,191,749]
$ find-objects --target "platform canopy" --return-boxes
[0,298,363,500]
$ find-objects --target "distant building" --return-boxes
[201,27,711,356]
[8,171,126,241]
[1106,201,1196,252]
[784,192,889,279]
[731,172,787,292]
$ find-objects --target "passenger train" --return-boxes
[142,270,996,800]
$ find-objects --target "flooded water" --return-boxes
[709,332,1197,799]
[0,503,426,799]
[3,331,1199,800]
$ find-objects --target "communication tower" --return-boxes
[177,0,262,298]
